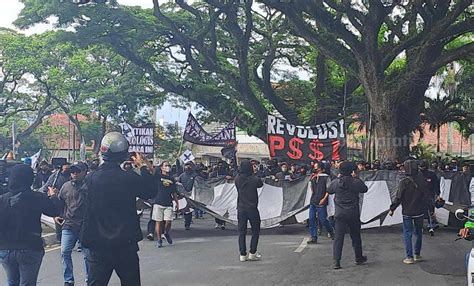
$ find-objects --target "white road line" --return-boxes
[45,245,61,253]
[294,238,309,253]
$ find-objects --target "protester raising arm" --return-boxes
[130,152,156,200]
[0,165,63,286]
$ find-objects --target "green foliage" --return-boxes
[155,123,183,161]
[0,28,165,152]
[7,0,474,161]
[410,141,436,161]
[81,119,102,146]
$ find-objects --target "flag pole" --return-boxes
[11,122,17,160]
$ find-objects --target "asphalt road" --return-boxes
[1,214,470,286]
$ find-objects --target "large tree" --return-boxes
[15,1,358,138]
[261,0,474,159]
[0,30,61,146]
[1,28,164,154]
[15,0,472,160]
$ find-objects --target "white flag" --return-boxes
[30,149,42,169]
[179,150,195,164]
[80,137,86,161]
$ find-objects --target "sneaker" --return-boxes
[333,260,341,269]
[155,239,163,248]
[355,256,368,265]
[414,255,423,262]
[146,233,154,241]
[403,257,415,264]
[328,233,334,240]
[239,254,248,262]
[248,252,262,261]
[164,233,173,245]
[307,237,318,244]
[429,229,434,236]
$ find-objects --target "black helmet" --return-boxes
[100,132,129,162]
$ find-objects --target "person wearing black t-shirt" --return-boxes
[152,161,179,248]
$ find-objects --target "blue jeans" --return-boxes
[61,229,89,284]
[402,216,423,258]
[0,249,44,286]
[194,209,203,218]
[309,204,334,239]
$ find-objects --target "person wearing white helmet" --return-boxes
[79,132,155,286]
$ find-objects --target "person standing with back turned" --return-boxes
[80,132,155,286]
[328,161,368,269]
[389,160,430,264]
[0,164,61,286]
[235,159,264,262]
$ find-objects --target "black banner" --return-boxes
[119,122,155,154]
[183,113,236,146]
[267,114,346,161]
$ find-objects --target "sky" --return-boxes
[0,0,191,127]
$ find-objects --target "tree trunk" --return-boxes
[372,111,410,161]
[101,115,107,138]
[437,125,441,153]
[369,89,416,161]
[447,122,453,154]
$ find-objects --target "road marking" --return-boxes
[294,238,309,253]
[45,245,61,253]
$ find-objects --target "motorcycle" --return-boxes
[455,208,474,286]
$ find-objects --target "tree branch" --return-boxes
[262,0,359,73]
[431,42,474,71]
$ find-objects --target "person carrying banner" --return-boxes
[50,162,90,286]
[177,162,196,230]
[419,160,441,236]
[209,161,232,230]
[33,161,52,189]
[39,160,71,242]
[389,160,430,265]
[235,159,264,262]
[308,162,334,244]
[79,132,155,286]
[39,161,71,194]
[275,162,291,181]
[328,161,368,269]
[0,164,61,286]
[153,161,180,248]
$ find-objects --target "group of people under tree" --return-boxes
[0,128,472,285]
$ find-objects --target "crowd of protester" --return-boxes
[0,134,473,286]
